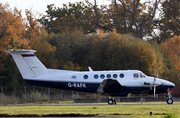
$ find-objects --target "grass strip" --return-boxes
[0,102,180,117]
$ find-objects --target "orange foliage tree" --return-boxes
[24,9,42,42]
[24,9,57,68]
[0,3,29,72]
[161,35,180,71]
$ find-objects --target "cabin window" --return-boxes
[134,73,139,78]
[119,73,124,78]
[113,74,118,78]
[100,74,105,79]
[106,74,111,79]
[71,75,76,79]
[94,74,99,79]
[84,75,88,79]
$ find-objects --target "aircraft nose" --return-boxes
[166,81,175,89]
[170,82,175,88]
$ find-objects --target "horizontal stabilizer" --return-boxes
[6,49,36,54]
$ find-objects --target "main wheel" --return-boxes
[107,99,113,105]
[112,100,116,105]
[167,98,173,104]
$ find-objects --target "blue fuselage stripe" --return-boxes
[24,79,173,94]
[24,79,100,92]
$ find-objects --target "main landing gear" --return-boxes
[166,88,173,104]
[107,97,116,105]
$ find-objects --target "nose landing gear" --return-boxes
[166,88,173,104]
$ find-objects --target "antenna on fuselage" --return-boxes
[88,66,93,72]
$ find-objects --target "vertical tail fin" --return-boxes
[6,49,49,79]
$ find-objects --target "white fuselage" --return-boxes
[24,68,175,95]
[6,49,175,96]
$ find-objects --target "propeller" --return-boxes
[153,77,156,98]
[153,70,158,98]
[143,70,161,98]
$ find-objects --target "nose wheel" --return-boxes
[167,88,173,104]
[167,98,173,104]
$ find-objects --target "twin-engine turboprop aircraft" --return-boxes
[6,49,175,104]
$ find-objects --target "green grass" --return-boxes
[0,102,180,117]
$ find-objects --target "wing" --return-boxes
[97,79,126,93]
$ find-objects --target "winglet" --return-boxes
[88,66,93,72]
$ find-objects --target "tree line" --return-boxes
[0,0,180,93]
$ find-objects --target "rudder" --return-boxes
[6,49,49,79]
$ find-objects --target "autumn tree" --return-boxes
[39,2,94,34]
[63,61,81,71]
[84,35,109,70]
[0,3,29,50]
[159,35,180,85]
[0,3,29,72]
[84,0,113,33]
[0,3,30,91]
[24,9,42,42]
[161,35,180,71]
[156,0,180,42]
[48,28,90,69]
[48,29,165,77]
[84,30,164,76]
[108,0,160,39]
[39,0,162,39]
[24,9,58,69]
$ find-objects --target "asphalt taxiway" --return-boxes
[1,103,180,107]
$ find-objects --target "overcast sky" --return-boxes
[1,0,111,18]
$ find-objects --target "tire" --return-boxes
[113,100,116,105]
[167,98,173,104]
[107,99,113,105]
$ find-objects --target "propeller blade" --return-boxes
[154,76,156,98]
[154,84,156,98]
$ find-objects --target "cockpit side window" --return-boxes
[133,73,139,78]
[140,73,143,78]
[140,73,146,78]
